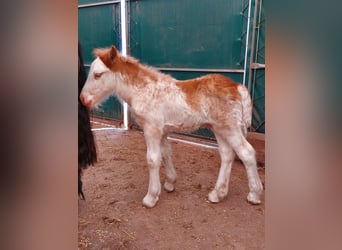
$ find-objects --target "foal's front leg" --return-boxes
[161,135,177,192]
[142,126,163,208]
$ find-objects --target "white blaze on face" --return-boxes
[80,57,111,108]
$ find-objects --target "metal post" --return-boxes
[120,0,129,130]
[248,0,259,101]
[242,0,256,92]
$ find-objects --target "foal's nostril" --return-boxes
[80,94,85,105]
[80,94,91,107]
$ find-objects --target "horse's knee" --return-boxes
[146,151,162,168]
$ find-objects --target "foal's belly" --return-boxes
[163,116,210,133]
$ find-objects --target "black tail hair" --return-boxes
[78,42,97,199]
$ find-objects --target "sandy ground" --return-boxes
[78,118,265,249]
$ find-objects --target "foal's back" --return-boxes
[175,74,244,125]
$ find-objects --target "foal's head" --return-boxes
[80,46,128,108]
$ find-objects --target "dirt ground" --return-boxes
[78,118,265,249]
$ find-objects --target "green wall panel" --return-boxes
[251,69,265,132]
[78,5,119,64]
[78,2,122,120]
[130,0,244,68]
[250,0,265,133]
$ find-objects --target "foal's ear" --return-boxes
[109,45,118,61]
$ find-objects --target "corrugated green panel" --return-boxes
[130,0,244,68]
[78,3,122,120]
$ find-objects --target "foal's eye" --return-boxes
[94,72,103,80]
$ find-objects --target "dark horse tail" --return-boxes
[78,42,97,199]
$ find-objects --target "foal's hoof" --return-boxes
[164,182,175,192]
[247,192,261,205]
[208,190,220,203]
[142,194,159,208]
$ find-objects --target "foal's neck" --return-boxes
[130,63,163,85]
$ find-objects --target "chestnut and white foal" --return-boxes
[80,46,263,208]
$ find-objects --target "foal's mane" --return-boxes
[93,46,172,85]
[93,47,139,65]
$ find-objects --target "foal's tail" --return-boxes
[237,84,253,134]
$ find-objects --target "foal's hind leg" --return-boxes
[208,132,235,203]
[227,131,263,204]
[161,135,177,192]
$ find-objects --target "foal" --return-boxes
[80,46,263,208]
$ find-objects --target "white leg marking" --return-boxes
[208,132,235,203]
[142,127,163,208]
[161,136,177,192]
[228,132,263,204]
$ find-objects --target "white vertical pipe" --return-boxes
[120,0,127,56]
[243,0,252,88]
[248,0,259,99]
[120,0,129,129]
